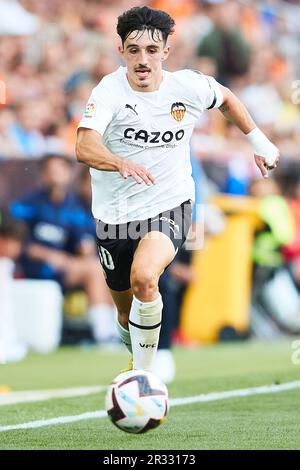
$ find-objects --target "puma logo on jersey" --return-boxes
[125,104,138,115]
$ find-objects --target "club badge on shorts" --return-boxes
[171,102,186,122]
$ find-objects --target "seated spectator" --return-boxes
[0,109,23,159]
[0,208,26,260]
[0,208,27,363]
[8,101,49,159]
[10,154,117,345]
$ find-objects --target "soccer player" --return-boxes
[76,6,279,372]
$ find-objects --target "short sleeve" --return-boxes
[203,75,224,110]
[78,81,116,136]
[187,70,224,110]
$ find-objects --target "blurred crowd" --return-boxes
[0,0,299,164]
[1,0,300,373]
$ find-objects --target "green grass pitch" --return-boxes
[0,339,299,450]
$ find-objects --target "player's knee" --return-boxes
[130,269,158,301]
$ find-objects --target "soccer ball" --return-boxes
[105,370,169,434]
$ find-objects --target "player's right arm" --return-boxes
[76,128,154,186]
[76,78,155,185]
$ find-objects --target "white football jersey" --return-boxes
[78,66,223,224]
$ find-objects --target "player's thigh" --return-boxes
[131,231,176,282]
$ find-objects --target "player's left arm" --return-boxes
[218,84,279,178]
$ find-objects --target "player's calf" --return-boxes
[128,294,163,371]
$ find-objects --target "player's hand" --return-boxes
[118,158,155,186]
[246,128,279,179]
[254,151,280,179]
[27,243,71,271]
[47,251,71,271]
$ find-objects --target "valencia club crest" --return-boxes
[171,102,186,121]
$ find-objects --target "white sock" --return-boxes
[88,304,118,342]
[116,320,132,353]
[129,294,163,371]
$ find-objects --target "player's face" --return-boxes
[42,158,73,190]
[119,29,170,92]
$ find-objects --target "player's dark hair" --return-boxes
[117,6,175,45]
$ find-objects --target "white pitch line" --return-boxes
[0,380,300,433]
[170,379,300,406]
[0,411,107,432]
[0,385,106,406]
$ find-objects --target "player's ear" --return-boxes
[118,44,124,55]
[162,46,170,61]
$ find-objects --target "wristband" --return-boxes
[246,127,278,167]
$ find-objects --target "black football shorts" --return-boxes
[95,199,192,291]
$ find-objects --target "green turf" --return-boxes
[0,339,299,450]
